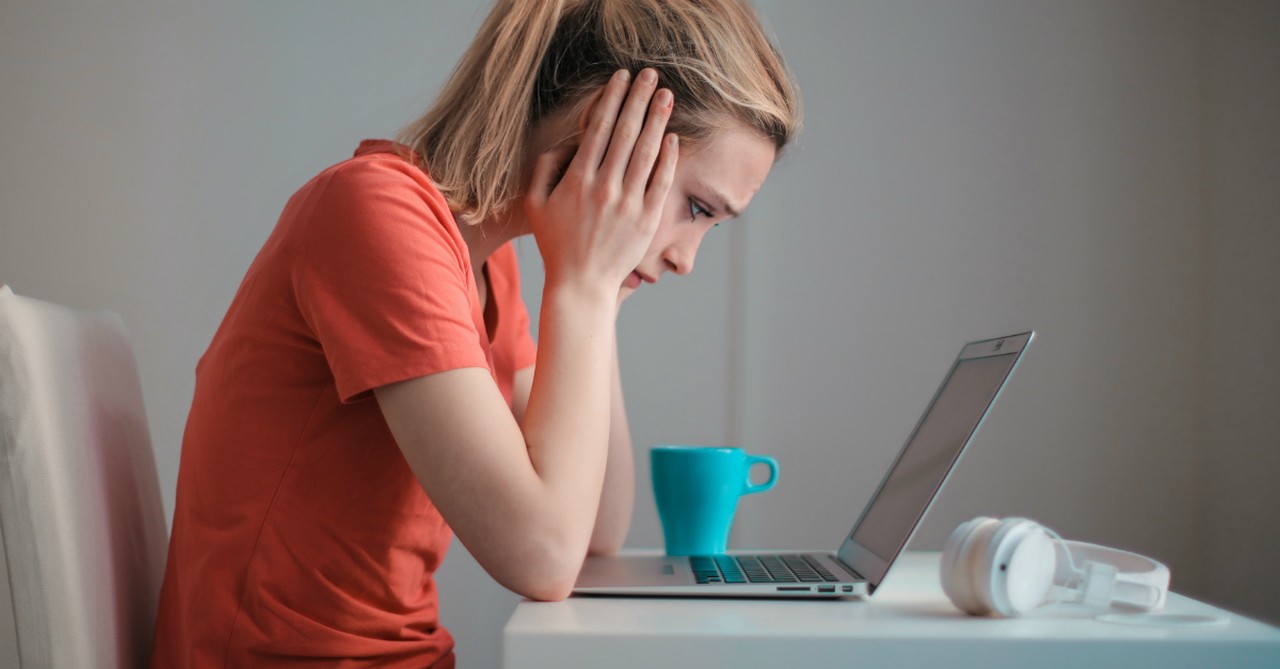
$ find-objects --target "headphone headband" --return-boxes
[1060,540,1170,610]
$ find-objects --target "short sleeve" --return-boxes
[289,156,488,402]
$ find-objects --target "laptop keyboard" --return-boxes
[689,553,841,584]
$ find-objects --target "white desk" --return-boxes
[503,552,1280,668]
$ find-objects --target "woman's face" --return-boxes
[621,122,776,294]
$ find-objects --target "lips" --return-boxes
[625,271,657,290]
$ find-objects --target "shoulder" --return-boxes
[284,141,463,254]
[310,140,446,211]
[264,143,475,312]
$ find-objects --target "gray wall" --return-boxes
[1200,0,1280,627]
[2,1,1276,666]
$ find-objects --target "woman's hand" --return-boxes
[525,68,678,298]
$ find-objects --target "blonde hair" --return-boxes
[398,0,800,224]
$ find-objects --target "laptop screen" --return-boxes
[839,333,1030,591]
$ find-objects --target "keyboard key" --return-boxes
[690,553,843,586]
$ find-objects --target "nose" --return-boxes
[660,227,708,277]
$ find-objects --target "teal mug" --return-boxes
[651,446,779,556]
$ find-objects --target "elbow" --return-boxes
[505,562,579,602]
[493,531,587,602]
[518,577,576,602]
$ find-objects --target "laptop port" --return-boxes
[818,586,835,593]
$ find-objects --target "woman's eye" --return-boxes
[688,198,712,221]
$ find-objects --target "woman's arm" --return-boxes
[376,69,674,602]
[510,338,634,558]
[377,284,616,602]
[590,338,635,555]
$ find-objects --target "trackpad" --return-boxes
[575,555,691,588]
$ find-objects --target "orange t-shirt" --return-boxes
[151,140,537,668]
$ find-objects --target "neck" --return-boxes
[455,207,530,274]
[458,107,567,271]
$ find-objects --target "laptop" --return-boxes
[573,331,1034,598]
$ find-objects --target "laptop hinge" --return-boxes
[834,555,864,581]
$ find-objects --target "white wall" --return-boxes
[1,1,1276,665]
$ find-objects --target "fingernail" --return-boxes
[616,69,630,82]
[641,68,657,84]
[656,89,672,107]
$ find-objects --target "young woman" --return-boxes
[151,0,799,666]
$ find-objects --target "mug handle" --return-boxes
[741,455,779,495]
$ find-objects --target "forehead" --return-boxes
[677,123,776,210]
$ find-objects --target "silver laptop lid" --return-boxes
[837,332,1033,594]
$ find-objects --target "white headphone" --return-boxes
[940,517,1171,617]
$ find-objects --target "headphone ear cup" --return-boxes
[973,518,1029,616]
[940,517,999,615]
[1002,525,1057,615]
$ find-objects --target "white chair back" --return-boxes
[0,285,168,668]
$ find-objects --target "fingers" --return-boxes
[599,69,663,180]
[571,68,672,191]
[622,88,673,194]
[643,134,679,212]
[570,69,632,174]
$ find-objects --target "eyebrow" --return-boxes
[718,194,743,219]
[697,181,744,219]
